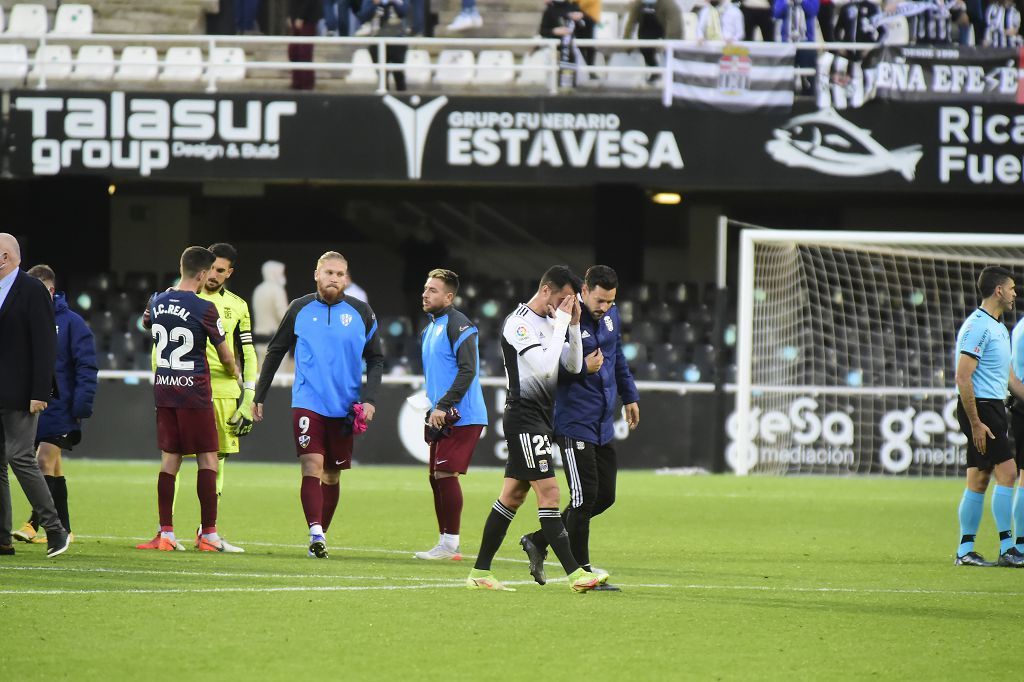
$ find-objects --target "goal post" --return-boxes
[733,227,1024,476]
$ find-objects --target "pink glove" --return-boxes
[352,403,368,434]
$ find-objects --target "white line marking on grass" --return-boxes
[0,565,465,582]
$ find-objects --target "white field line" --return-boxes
[0,565,467,582]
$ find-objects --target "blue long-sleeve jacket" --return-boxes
[37,293,98,439]
[773,0,820,41]
[553,302,639,446]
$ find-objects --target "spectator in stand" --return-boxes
[696,0,745,41]
[818,0,835,40]
[287,0,322,90]
[323,0,355,36]
[235,0,263,34]
[447,0,483,31]
[541,0,596,86]
[984,0,1022,46]
[578,0,601,66]
[907,0,959,44]
[966,0,987,46]
[834,0,885,46]
[773,0,819,93]
[741,0,776,40]
[357,0,410,91]
[622,0,682,74]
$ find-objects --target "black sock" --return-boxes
[42,476,58,532]
[53,476,70,533]
[473,501,516,571]
[539,507,579,574]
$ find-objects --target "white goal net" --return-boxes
[731,227,1024,476]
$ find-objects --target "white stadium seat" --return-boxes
[0,43,28,82]
[159,46,203,82]
[682,12,699,40]
[605,50,645,87]
[29,44,72,80]
[596,11,620,40]
[474,49,514,85]
[883,16,910,46]
[6,4,48,36]
[51,3,93,35]
[345,48,377,84]
[71,44,115,81]
[403,48,432,86]
[208,47,246,82]
[114,46,159,82]
[517,49,551,85]
[434,49,474,85]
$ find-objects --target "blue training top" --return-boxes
[956,307,1010,400]
[420,306,487,426]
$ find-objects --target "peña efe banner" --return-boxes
[4,89,1023,191]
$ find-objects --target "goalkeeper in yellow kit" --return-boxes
[138,243,258,552]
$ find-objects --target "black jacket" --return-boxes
[0,270,57,409]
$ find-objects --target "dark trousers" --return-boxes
[371,43,408,91]
[534,437,617,567]
[288,23,317,90]
[638,16,664,68]
[741,6,774,41]
[0,410,63,546]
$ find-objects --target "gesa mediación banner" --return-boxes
[4,89,1023,192]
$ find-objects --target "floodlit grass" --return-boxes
[0,461,1016,680]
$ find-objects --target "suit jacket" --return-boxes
[0,269,57,409]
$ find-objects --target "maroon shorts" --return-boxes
[156,406,219,455]
[293,408,354,471]
[430,425,484,475]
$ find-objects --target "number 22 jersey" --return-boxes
[147,290,226,409]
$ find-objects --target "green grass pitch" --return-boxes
[0,460,1018,680]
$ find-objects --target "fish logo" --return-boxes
[765,108,922,181]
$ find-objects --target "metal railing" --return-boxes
[0,33,881,95]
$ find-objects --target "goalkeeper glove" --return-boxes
[228,388,256,437]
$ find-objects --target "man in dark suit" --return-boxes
[0,233,70,558]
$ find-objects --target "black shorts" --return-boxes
[35,431,82,451]
[957,398,1012,471]
[504,431,556,481]
[1010,406,1024,468]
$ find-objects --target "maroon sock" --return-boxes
[321,483,340,532]
[197,469,218,533]
[436,476,463,536]
[429,475,444,534]
[300,476,323,528]
[158,472,175,530]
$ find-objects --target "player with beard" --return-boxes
[253,252,384,559]
[413,269,487,561]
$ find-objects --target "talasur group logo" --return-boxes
[765,108,923,181]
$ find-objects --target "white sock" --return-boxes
[442,533,460,550]
[437,532,444,547]
[309,524,324,536]
[160,530,176,541]
[202,531,221,542]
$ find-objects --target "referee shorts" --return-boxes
[504,431,556,481]
[957,397,1013,471]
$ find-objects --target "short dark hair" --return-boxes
[585,265,618,291]
[978,266,1015,298]
[539,265,581,294]
[27,264,56,286]
[427,268,459,294]
[208,242,237,266]
[180,246,216,279]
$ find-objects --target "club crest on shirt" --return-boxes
[604,316,614,332]
[577,440,585,450]
[539,460,549,473]
[341,314,353,326]
[298,435,311,448]
[435,325,444,337]
[515,324,530,341]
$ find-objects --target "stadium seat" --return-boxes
[474,49,514,85]
[435,49,474,85]
[29,44,72,81]
[114,46,159,82]
[346,48,377,84]
[51,3,92,35]
[604,51,645,87]
[883,16,909,45]
[381,316,413,338]
[669,321,696,346]
[630,320,660,345]
[71,44,115,81]
[616,299,635,325]
[682,12,699,40]
[595,11,620,40]
[159,46,203,82]
[5,4,47,36]
[518,48,552,85]
[403,48,432,86]
[0,6,5,33]
[0,43,28,83]
[208,46,246,82]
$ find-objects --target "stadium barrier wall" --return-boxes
[5,90,1023,192]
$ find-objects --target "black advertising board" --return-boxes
[4,89,1023,192]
